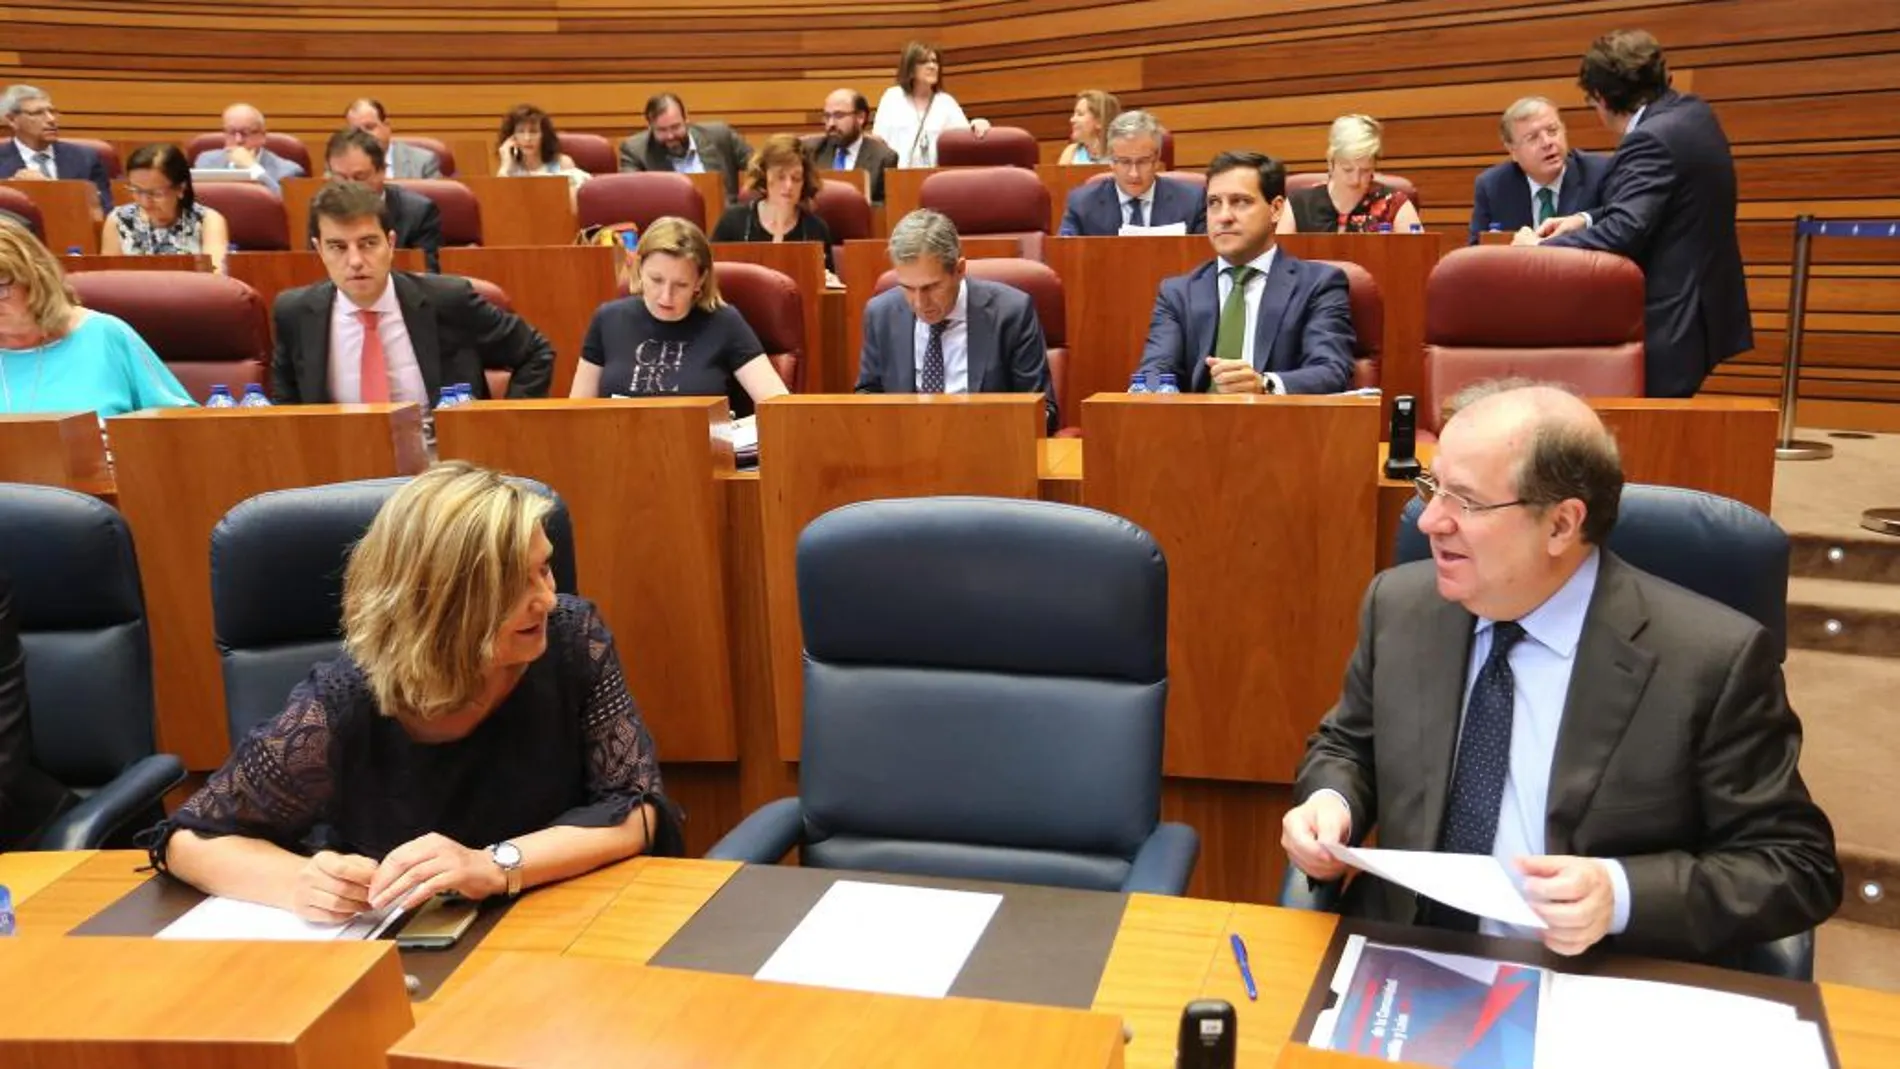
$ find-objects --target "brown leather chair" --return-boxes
[0,187,46,241]
[1422,246,1645,435]
[811,179,873,244]
[715,260,803,391]
[936,127,1039,169]
[63,137,123,179]
[185,132,313,176]
[397,178,482,246]
[68,270,269,401]
[464,277,514,397]
[194,183,289,250]
[1284,172,1421,210]
[557,133,617,176]
[1311,260,1383,390]
[918,167,1051,261]
[577,172,706,234]
[395,136,455,177]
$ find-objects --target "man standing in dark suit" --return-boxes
[273,182,552,405]
[1283,382,1840,966]
[1138,151,1355,394]
[857,209,1057,434]
[1467,96,1609,245]
[311,128,442,273]
[618,93,752,202]
[0,85,112,214]
[810,89,900,203]
[1059,110,1206,237]
[1529,31,1752,398]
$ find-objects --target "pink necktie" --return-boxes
[354,309,390,403]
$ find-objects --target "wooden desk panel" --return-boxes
[1595,398,1779,513]
[758,395,1044,761]
[1279,232,1444,433]
[1038,163,1111,234]
[3,179,99,255]
[439,245,618,398]
[456,174,576,247]
[563,856,741,964]
[0,849,94,908]
[9,850,150,937]
[1090,893,1236,1069]
[0,412,110,492]
[883,166,935,228]
[711,241,828,395]
[282,175,323,251]
[1083,396,1380,783]
[107,405,429,767]
[436,398,739,761]
[1045,235,1206,413]
[686,171,729,232]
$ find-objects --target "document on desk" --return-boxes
[1119,221,1189,236]
[1326,843,1545,929]
[754,880,1002,999]
[157,896,403,942]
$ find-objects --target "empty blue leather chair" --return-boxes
[1284,484,1812,979]
[707,496,1199,895]
[209,475,578,742]
[0,483,185,849]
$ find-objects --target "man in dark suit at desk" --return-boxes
[1528,30,1752,398]
[1058,110,1205,237]
[809,89,900,203]
[857,209,1057,434]
[618,93,752,202]
[0,573,76,851]
[1467,96,1609,245]
[310,128,441,272]
[1283,381,1840,966]
[273,182,552,405]
[1138,151,1354,394]
[0,85,113,214]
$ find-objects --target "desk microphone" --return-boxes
[1175,999,1236,1069]
[1384,394,1422,481]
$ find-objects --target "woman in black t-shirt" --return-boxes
[570,216,791,413]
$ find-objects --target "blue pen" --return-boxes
[1229,933,1258,1001]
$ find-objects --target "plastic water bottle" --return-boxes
[436,386,461,410]
[1128,371,1150,395]
[1409,223,1424,234]
[454,382,474,405]
[1487,223,1503,233]
[205,384,237,408]
[1376,222,1393,234]
[1156,373,1180,394]
[237,383,271,407]
[0,885,14,936]
[65,245,81,256]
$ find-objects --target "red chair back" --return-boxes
[0,187,46,240]
[936,127,1039,169]
[395,136,455,177]
[1312,260,1383,390]
[918,167,1051,260]
[186,132,312,175]
[715,261,804,391]
[68,270,269,400]
[811,180,873,243]
[397,179,482,246]
[556,133,617,176]
[194,184,289,250]
[576,173,706,234]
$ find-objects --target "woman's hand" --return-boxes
[496,139,518,176]
[293,850,378,923]
[368,832,506,911]
[970,118,992,138]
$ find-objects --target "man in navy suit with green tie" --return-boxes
[1467,97,1609,245]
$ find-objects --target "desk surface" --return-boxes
[5,851,1897,1069]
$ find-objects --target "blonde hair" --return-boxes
[342,462,554,722]
[0,215,82,338]
[635,215,724,313]
[1326,113,1383,165]
[1074,90,1122,157]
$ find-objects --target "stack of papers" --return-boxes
[157,896,404,942]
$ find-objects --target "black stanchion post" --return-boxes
[1777,214,1833,461]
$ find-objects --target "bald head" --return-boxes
[1444,380,1622,545]
[221,103,268,152]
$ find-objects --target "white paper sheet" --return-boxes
[754,880,1002,999]
[157,896,401,942]
[1539,972,1811,1069]
[1326,843,1547,929]
[1119,221,1189,236]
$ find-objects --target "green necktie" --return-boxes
[1535,187,1557,226]
[1211,265,1256,389]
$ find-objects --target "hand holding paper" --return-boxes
[1324,843,1546,930]
[1517,855,1615,955]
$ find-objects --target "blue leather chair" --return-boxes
[0,483,185,849]
[1283,484,1813,980]
[707,496,1199,895]
[209,476,578,742]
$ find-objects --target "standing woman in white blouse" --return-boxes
[872,42,991,169]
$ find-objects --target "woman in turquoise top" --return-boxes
[1058,89,1120,166]
[0,216,196,416]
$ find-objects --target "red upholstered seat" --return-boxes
[1284,172,1421,209]
[1422,245,1646,434]
[918,167,1051,260]
[68,270,269,401]
[936,127,1039,169]
[62,137,123,179]
[397,179,482,246]
[576,172,706,234]
[811,179,873,243]
[872,257,1064,428]
[185,132,312,175]
[463,277,514,397]
[557,133,617,176]
[0,187,46,241]
[394,136,455,177]
[715,260,804,391]
[1311,260,1383,390]
[193,183,290,250]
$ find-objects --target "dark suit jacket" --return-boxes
[0,576,75,850]
[270,271,554,404]
[802,133,901,203]
[0,140,112,213]
[1467,150,1609,244]
[1294,552,1841,966]
[856,276,1057,433]
[1058,175,1207,237]
[618,122,752,201]
[1138,250,1355,394]
[307,183,441,272]
[1545,91,1752,397]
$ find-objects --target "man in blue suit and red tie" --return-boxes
[1137,151,1355,395]
[1467,97,1609,245]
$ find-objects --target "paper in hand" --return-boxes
[1325,843,1546,930]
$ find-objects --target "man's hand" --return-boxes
[970,118,992,138]
[1203,356,1263,394]
[368,832,506,911]
[227,144,259,170]
[10,168,49,182]
[291,850,377,923]
[1510,226,1541,246]
[1536,214,1589,240]
[1518,855,1615,955]
[1281,792,1353,881]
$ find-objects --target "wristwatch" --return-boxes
[1258,371,1280,395]
[487,840,524,897]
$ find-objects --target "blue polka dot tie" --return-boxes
[1440,620,1526,857]
[920,320,948,393]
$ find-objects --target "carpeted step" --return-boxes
[1786,650,1900,854]
[1788,577,1900,657]
[1790,534,1900,585]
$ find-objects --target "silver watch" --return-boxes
[488,840,524,897]
[1259,371,1279,395]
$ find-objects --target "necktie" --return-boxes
[1428,620,1527,931]
[919,320,949,393]
[1535,187,1557,226]
[1127,197,1146,227]
[834,146,849,170]
[354,309,391,403]
[31,151,52,178]
[1209,265,1256,389]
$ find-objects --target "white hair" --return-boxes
[2,85,49,117]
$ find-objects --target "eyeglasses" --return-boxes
[127,184,180,200]
[223,127,263,138]
[1413,470,1531,517]
[821,111,858,121]
[1110,155,1158,171]
[20,107,57,119]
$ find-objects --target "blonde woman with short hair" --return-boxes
[155,462,679,923]
[570,215,790,409]
[1280,113,1423,234]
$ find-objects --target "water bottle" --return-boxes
[454,382,474,405]
[1487,223,1503,233]
[237,383,271,407]
[1128,371,1150,395]
[1409,223,1424,234]
[436,386,461,410]
[1156,373,1180,394]
[1376,222,1393,234]
[0,885,13,936]
[205,384,237,408]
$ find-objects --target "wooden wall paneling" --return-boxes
[452,175,577,248]
[1043,234,1206,411]
[4,179,99,255]
[438,245,619,398]
[709,241,829,395]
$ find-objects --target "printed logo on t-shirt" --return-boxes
[630,339,687,394]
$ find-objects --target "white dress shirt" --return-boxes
[1214,246,1285,392]
[328,278,427,404]
[912,279,970,393]
[22,145,57,178]
[670,132,706,175]
[1117,183,1157,227]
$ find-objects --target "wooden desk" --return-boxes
[3,178,100,255]
[685,171,730,232]
[282,176,323,251]
[882,166,936,228]
[439,245,618,398]
[1044,235,1206,415]
[456,174,577,247]
[0,412,110,493]
[64,254,206,273]
[1037,163,1111,234]
[711,241,828,395]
